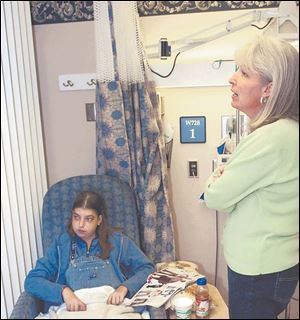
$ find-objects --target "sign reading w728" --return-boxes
[180,116,206,143]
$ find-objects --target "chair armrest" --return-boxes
[9,291,43,319]
[148,305,168,319]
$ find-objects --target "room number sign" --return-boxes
[180,116,206,143]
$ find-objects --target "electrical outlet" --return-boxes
[188,160,198,178]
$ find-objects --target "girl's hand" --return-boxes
[107,285,128,305]
[62,286,87,311]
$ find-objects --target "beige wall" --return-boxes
[33,22,97,185]
[33,7,298,315]
[157,86,231,294]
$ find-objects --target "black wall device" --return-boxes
[160,38,171,59]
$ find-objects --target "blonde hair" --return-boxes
[235,36,299,132]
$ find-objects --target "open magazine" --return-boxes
[125,266,204,308]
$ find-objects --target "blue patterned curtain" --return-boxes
[94,2,175,264]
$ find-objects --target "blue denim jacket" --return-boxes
[25,232,155,305]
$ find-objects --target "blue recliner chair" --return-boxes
[9,174,167,319]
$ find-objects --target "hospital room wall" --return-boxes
[157,85,231,298]
[32,22,97,185]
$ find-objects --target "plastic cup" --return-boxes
[172,295,194,319]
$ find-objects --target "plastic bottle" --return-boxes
[195,277,210,318]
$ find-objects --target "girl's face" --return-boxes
[71,208,102,245]
[228,66,271,119]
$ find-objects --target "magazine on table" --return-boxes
[125,266,204,308]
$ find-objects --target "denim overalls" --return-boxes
[65,240,122,291]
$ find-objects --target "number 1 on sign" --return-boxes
[189,129,195,139]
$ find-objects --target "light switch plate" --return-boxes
[85,103,96,121]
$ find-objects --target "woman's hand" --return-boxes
[62,286,87,311]
[212,165,225,182]
[107,285,128,305]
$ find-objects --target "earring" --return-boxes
[260,96,268,105]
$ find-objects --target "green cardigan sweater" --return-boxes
[205,119,299,275]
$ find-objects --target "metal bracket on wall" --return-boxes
[58,73,97,91]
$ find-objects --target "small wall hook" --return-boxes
[87,79,97,86]
[63,80,74,87]
[59,73,97,91]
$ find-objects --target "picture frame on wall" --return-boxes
[180,116,206,143]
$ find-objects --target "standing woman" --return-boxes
[204,36,299,319]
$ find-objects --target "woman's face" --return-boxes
[229,66,270,119]
[71,208,102,245]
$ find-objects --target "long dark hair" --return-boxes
[68,191,114,259]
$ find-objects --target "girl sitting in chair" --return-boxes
[25,191,155,312]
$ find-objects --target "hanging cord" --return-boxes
[147,52,181,78]
[214,210,219,287]
[251,17,274,30]
[212,59,235,70]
